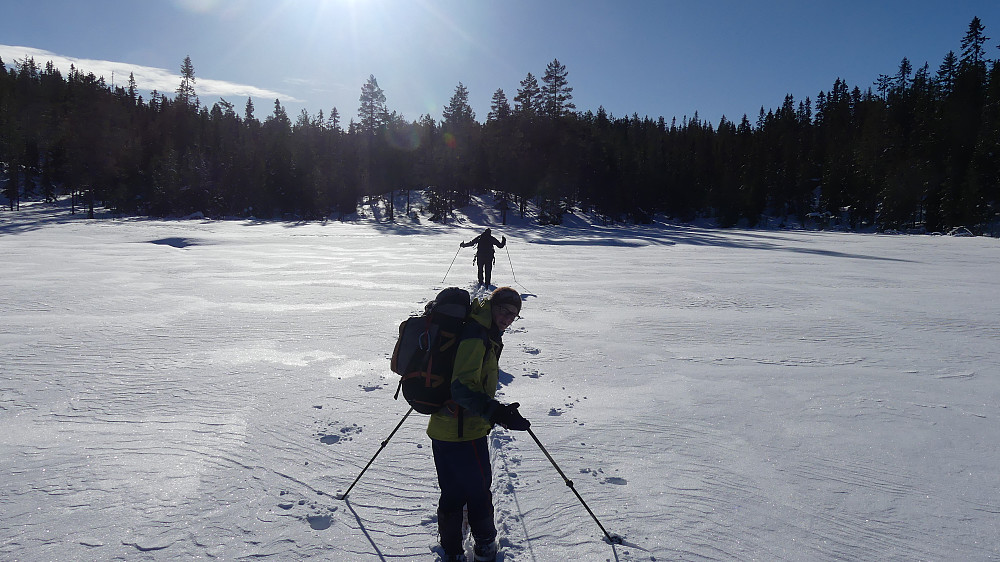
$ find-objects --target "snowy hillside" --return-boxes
[2,199,999,561]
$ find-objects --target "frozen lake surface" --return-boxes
[2,201,999,560]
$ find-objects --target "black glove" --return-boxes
[490,402,530,431]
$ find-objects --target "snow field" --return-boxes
[1,201,999,560]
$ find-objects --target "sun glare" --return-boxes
[172,0,224,15]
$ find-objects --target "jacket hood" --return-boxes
[469,298,494,331]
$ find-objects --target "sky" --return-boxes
[2,0,999,126]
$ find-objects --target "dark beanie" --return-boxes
[490,286,521,312]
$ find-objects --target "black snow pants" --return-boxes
[476,253,495,286]
[432,436,497,555]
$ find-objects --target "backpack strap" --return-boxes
[450,319,494,438]
[442,400,465,438]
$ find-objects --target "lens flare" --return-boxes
[385,126,421,152]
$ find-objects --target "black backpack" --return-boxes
[391,287,477,414]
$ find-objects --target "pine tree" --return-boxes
[358,74,388,136]
[357,75,390,218]
[541,58,575,118]
[960,16,989,71]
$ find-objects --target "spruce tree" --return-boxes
[127,72,137,105]
[176,55,198,108]
[244,97,255,122]
[513,73,542,116]
[488,88,511,122]
[328,107,341,133]
[440,82,480,213]
[442,82,475,125]
[937,51,958,96]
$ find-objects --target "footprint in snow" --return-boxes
[306,514,333,530]
[580,468,628,485]
[318,423,362,444]
[520,344,541,355]
[277,491,307,510]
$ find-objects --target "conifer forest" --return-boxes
[2,17,999,234]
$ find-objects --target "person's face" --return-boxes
[492,303,520,331]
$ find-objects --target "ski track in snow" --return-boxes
[2,201,999,561]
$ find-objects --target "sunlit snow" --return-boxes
[2,199,998,561]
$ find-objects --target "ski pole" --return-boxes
[442,245,462,283]
[526,428,623,545]
[338,407,413,500]
[504,245,529,293]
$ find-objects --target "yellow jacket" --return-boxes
[426,299,502,441]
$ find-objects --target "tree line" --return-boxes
[1,17,998,234]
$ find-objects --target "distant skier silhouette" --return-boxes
[460,228,506,287]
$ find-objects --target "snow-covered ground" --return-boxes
[2,199,999,561]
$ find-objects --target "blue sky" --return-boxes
[2,0,999,125]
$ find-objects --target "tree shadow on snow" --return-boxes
[523,223,915,262]
[0,198,101,235]
[148,237,198,249]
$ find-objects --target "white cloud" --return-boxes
[0,45,300,102]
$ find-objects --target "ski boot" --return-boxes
[473,539,497,562]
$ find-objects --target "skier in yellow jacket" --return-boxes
[427,286,529,562]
